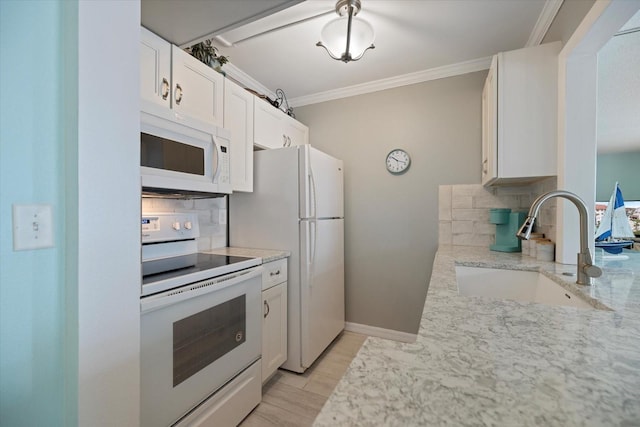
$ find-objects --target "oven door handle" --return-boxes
[140,266,263,314]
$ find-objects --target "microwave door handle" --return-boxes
[212,137,222,182]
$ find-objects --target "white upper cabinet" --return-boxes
[254,97,308,149]
[140,27,171,108]
[224,79,254,192]
[170,45,224,128]
[482,55,497,185]
[482,41,561,186]
[254,98,285,149]
[283,114,309,147]
[139,27,224,128]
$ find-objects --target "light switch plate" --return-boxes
[12,204,54,251]
[219,209,227,225]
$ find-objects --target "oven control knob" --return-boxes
[172,221,181,231]
[184,221,192,230]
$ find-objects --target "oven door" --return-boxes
[140,266,262,427]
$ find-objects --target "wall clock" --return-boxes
[386,149,411,175]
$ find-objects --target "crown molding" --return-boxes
[222,62,276,99]
[289,56,492,107]
[527,0,564,46]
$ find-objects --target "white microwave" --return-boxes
[140,107,231,195]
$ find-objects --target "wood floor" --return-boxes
[239,331,367,427]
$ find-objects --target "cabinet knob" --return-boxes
[175,83,183,105]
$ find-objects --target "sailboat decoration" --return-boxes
[595,182,635,254]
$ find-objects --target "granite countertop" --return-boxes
[205,246,290,263]
[314,245,640,426]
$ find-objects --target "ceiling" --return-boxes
[141,0,303,47]
[597,10,640,153]
[142,0,550,104]
[215,0,549,103]
[140,1,639,153]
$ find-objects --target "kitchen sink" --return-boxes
[455,266,595,309]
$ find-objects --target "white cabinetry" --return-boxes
[482,57,497,185]
[139,27,224,128]
[254,98,308,149]
[283,114,309,147]
[171,45,224,128]
[261,258,288,383]
[254,98,284,149]
[140,27,171,108]
[482,41,561,186]
[224,79,254,192]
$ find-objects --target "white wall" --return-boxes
[554,0,640,263]
[295,72,485,334]
[77,1,140,425]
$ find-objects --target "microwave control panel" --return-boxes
[216,142,230,185]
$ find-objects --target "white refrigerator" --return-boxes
[229,145,345,373]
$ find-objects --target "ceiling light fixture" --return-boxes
[316,0,375,63]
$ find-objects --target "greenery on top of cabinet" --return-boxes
[186,39,228,68]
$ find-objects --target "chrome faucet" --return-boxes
[517,190,602,285]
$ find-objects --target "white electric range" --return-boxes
[140,212,263,427]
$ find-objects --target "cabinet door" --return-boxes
[481,55,498,185]
[224,79,254,192]
[171,45,224,127]
[284,115,309,147]
[140,27,171,108]
[262,282,287,383]
[254,98,285,149]
[498,42,559,180]
[483,42,560,186]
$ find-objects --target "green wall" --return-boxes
[1,1,76,425]
[596,151,640,202]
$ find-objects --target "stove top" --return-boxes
[141,253,261,297]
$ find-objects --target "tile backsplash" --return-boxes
[439,177,557,247]
[141,196,227,250]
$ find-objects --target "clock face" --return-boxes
[386,149,411,174]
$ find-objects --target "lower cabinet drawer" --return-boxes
[176,360,261,427]
[262,258,287,290]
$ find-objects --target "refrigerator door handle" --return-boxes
[304,221,314,275]
[310,220,317,277]
[310,168,317,219]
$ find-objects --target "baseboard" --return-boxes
[344,322,417,343]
